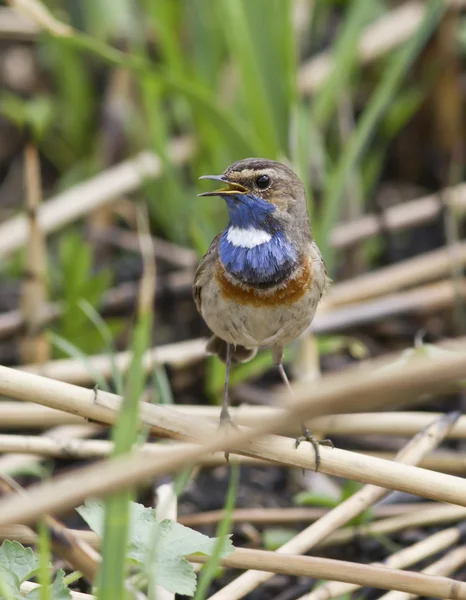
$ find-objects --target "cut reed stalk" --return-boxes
[299,525,463,600]
[322,503,466,548]
[19,337,207,384]
[206,412,459,600]
[19,143,50,365]
[0,349,466,524]
[190,547,466,599]
[0,137,193,260]
[377,546,466,600]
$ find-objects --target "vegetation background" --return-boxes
[0,0,465,599]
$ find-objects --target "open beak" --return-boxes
[197,174,248,197]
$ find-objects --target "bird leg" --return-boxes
[275,353,333,472]
[219,342,238,461]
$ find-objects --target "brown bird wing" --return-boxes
[192,233,221,313]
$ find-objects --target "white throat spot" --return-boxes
[227,227,272,248]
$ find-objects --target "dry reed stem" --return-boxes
[190,547,466,599]
[298,2,425,95]
[322,241,466,308]
[173,503,438,527]
[0,504,436,542]
[0,347,465,523]
[330,182,466,250]
[5,403,466,441]
[2,503,464,553]
[0,424,100,475]
[18,337,207,384]
[363,450,466,475]
[0,403,89,429]
[0,435,461,475]
[322,504,466,548]
[0,7,39,38]
[207,412,459,600]
[0,137,193,260]
[313,279,466,334]
[378,546,466,600]
[19,143,50,364]
[299,525,463,600]
[15,536,466,599]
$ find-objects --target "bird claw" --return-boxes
[218,407,239,462]
[295,426,333,472]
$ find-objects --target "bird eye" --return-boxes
[255,174,270,189]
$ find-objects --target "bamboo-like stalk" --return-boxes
[15,540,466,599]
[0,424,100,475]
[18,337,207,385]
[378,546,466,600]
[190,547,466,600]
[0,6,39,39]
[330,182,466,250]
[0,504,437,541]
[2,503,464,553]
[19,143,50,365]
[362,450,466,475]
[313,279,466,334]
[322,241,466,308]
[299,525,463,600]
[1,352,466,526]
[0,136,193,260]
[0,435,462,473]
[4,403,466,442]
[207,412,459,600]
[298,2,426,95]
[322,503,466,548]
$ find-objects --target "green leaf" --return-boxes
[77,499,234,596]
[0,564,23,600]
[263,528,297,551]
[293,491,339,508]
[0,541,40,584]
[27,569,72,600]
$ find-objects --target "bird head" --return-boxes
[198,158,311,239]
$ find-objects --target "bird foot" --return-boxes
[218,407,239,462]
[295,425,333,472]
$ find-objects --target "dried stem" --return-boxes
[378,546,466,600]
[206,412,459,600]
[19,143,50,364]
[299,524,463,600]
[0,353,465,525]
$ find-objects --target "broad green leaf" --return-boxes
[0,541,40,584]
[0,564,22,600]
[77,499,233,595]
[27,569,72,600]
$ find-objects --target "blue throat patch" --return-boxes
[218,193,298,286]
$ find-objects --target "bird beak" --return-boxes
[197,174,248,197]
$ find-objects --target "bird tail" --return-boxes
[206,335,257,364]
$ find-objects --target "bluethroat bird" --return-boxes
[194,158,332,469]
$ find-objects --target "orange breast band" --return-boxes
[215,259,312,308]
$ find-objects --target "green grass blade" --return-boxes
[318,0,446,269]
[193,463,240,600]
[218,0,283,156]
[312,0,374,129]
[97,292,153,599]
